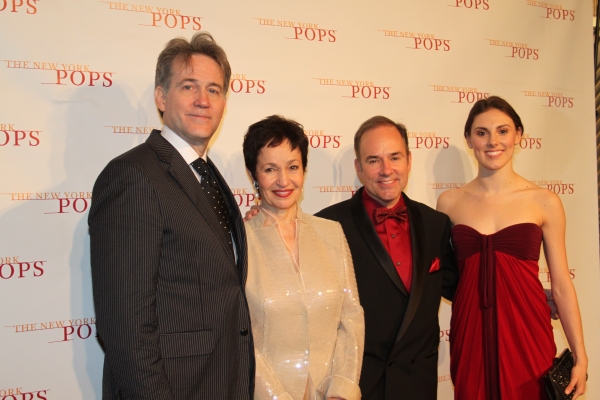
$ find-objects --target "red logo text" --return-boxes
[409,132,450,149]
[0,257,45,280]
[230,74,266,94]
[104,126,156,134]
[518,135,542,149]
[439,329,450,342]
[0,0,38,14]
[254,18,336,42]
[522,91,574,108]
[306,130,340,149]
[430,85,489,103]
[0,124,41,146]
[104,2,202,30]
[231,188,256,208]
[531,180,575,195]
[487,39,539,60]
[315,186,360,197]
[315,79,390,99]
[527,1,574,21]
[382,30,451,51]
[451,0,489,10]
[0,388,49,400]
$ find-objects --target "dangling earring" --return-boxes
[253,181,261,199]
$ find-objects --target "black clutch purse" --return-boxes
[544,348,574,400]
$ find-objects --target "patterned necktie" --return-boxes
[374,206,408,225]
[190,158,233,249]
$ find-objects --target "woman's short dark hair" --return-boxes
[243,115,309,181]
[464,96,524,138]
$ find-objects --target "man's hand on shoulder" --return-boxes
[244,204,261,221]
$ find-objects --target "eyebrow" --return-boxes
[262,159,301,167]
[207,81,224,90]
[177,78,223,90]
[178,78,197,85]
[365,151,403,160]
[474,124,510,131]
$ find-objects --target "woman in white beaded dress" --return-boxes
[242,115,364,400]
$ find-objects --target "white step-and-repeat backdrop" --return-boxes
[1,1,599,398]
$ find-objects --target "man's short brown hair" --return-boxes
[155,31,231,96]
[354,116,409,160]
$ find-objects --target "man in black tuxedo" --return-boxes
[316,116,458,400]
[89,32,254,399]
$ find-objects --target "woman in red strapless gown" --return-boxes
[437,96,588,400]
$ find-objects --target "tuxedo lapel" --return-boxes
[395,193,427,344]
[146,130,236,265]
[350,188,407,296]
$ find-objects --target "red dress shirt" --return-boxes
[362,190,413,292]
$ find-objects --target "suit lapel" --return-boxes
[395,193,427,343]
[146,130,237,266]
[207,157,247,281]
[350,188,407,296]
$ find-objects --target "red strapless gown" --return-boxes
[450,223,556,400]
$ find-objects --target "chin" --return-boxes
[266,199,296,211]
[381,192,402,201]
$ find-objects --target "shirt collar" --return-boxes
[361,189,407,224]
[160,125,205,164]
[248,203,309,230]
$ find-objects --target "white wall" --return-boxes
[0,1,598,398]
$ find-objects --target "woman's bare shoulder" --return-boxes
[437,186,468,214]
[519,178,561,204]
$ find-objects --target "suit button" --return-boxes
[240,328,249,336]
[387,361,394,367]
[410,357,416,364]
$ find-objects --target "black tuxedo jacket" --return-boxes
[89,130,254,400]
[316,188,457,400]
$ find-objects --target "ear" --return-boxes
[246,168,255,183]
[515,127,523,144]
[354,158,361,174]
[154,86,167,113]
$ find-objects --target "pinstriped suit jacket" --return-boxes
[89,130,255,400]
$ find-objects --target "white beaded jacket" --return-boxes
[245,206,364,400]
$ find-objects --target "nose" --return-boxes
[487,132,498,146]
[194,89,210,108]
[277,170,290,186]
[380,159,393,176]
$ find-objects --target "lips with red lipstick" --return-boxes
[272,189,294,198]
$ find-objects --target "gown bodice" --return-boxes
[449,223,555,400]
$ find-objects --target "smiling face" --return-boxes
[467,108,522,171]
[154,53,226,156]
[355,124,411,208]
[254,140,304,213]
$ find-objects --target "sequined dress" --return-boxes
[245,207,364,400]
[450,223,556,399]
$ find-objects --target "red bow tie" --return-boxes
[374,206,408,225]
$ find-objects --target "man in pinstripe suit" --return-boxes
[89,32,254,399]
